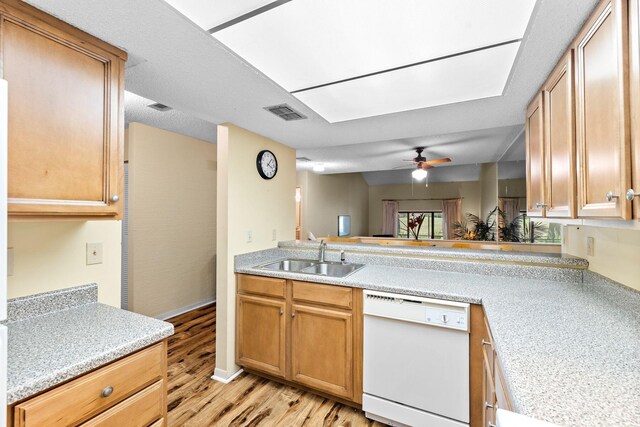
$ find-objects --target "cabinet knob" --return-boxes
[279,308,284,316]
[101,386,114,398]
[605,191,619,202]
[626,188,640,201]
[110,195,120,203]
[291,312,296,318]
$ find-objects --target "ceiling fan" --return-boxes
[395,147,451,180]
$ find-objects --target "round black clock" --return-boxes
[256,150,278,180]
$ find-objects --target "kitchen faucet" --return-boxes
[318,240,327,262]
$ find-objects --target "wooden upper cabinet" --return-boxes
[574,0,632,219]
[0,0,126,218]
[542,51,577,218]
[629,0,640,217]
[526,92,545,217]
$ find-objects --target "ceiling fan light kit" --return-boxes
[412,168,427,181]
[402,147,451,180]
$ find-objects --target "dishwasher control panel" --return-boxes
[364,290,470,332]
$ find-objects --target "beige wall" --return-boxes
[297,171,369,239]
[498,178,527,210]
[127,122,217,318]
[368,181,481,235]
[480,162,498,220]
[7,221,121,306]
[215,123,296,380]
[563,225,640,291]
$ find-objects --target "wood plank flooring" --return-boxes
[166,304,385,427]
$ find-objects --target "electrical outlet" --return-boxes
[586,237,595,256]
[246,230,253,243]
[86,242,103,265]
[7,247,14,276]
[272,229,277,241]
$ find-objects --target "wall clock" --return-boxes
[256,150,278,180]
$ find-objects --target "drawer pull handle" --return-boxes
[482,339,492,347]
[101,386,114,398]
[606,191,619,202]
[485,401,493,409]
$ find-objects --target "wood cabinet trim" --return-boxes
[629,0,640,218]
[0,0,127,60]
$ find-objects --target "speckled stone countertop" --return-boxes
[236,248,640,427]
[3,284,174,404]
[279,240,588,268]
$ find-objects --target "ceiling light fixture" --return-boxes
[313,163,325,172]
[412,168,427,181]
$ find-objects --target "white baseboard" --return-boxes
[157,298,216,320]
[211,367,244,384]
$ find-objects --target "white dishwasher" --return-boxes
[363,290,470,427]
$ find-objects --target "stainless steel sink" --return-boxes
[259,259,317,272]
[299,261,365,278]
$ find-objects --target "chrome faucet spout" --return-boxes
[318,240,327,262]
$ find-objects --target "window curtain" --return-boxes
[382,200,399,237]
[442,198,462,240]
[499,198,521,227]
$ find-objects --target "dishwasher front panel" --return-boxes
[363,314,470,423]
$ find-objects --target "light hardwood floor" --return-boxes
[166,304,385,427]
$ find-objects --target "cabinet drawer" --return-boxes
[292,281,352,309]
[80,381,164,427]
[15,342,165,427]
[238,275,286,299]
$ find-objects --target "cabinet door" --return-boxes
[629,0,640,217]
[526,92,546,217]
[543,51,577,218]
[574,0,631,219]
[1,11,124,218]
[236,294,286,378]
[290,304,353,399]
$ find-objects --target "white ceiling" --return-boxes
[160,0,274,32]
[125,91,217,143]
[22,0,599,180]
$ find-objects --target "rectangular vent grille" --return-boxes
[264,104,307,121]
[147,102,172,112]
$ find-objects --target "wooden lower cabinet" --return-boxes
[236,294,287,378]
[235,274,362,404]
[290,303,353,399]
[10,341,168,427]
[481,315,513,427]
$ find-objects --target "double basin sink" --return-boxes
[258,259,365,278]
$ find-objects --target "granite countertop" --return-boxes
[4,284,174,404]
[279,240,588,268]
[236,248,640,427]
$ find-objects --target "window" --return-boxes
[517,211,562,244]
[397,211,443,240]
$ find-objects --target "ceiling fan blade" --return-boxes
[392,165,414,170]
[420,163,434,170]
[424,157,452,165]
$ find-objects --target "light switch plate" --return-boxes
[586,237,594,256]
[246,230,253,243]
[86,242,103,265]
[7,247,14,276]
[272,229,277,241]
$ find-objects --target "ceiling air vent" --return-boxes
[296,157,312,162]
[264,104,307,121]
[147,102,172,112]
